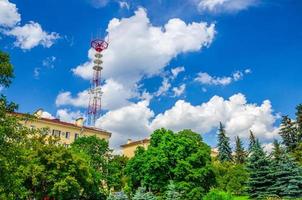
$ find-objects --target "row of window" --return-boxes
[52,129,79,140]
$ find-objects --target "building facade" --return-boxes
[17,109,111,147]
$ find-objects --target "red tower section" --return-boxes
[87,39,108,126]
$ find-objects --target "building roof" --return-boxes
[13,112,111,137]
[120,138,150,148]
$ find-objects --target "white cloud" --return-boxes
[56,109,83,123]
[197,0,258,13]
[172,84,186,97]
[96,100,154,148]
[171,66,185,79]
[55,79,136,110]
[155,78,171,97]
[5,21,60,50]
[42,56,56,68]
[98,93,279,148]
[41,111,55,119]
[195,72,232,86]
[119,1,129,9]
[263,142,274,154]
[195,69,251,86]
[72,8,215,87]
[0,0,21,27]
[151,93,279,141]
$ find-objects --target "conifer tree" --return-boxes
[234,136,246,164]
[217,122,232,162]
[271,140,282,160]
[247,140,273,199]
[279,115,298,151]
[248,130,256,152]
[164,181,182,200]
[296,104,302,141]
[132,187,156,200]
[270,149,302,198]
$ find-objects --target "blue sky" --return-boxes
[1,0,302,149]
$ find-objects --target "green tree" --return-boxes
[203,188,234,200]
[270,149,302,198]
[217,123,232,162]
[271,140,283,160]
[164,181,182,200]
[126,129,216,200]
[234,136,246,164]
[23,134,104,199]
[296,104,302,141]
[248,130,256,152]
[279,115,298,152]
[107,191,128,200]
[108,155,128,191]
[213,161,248,195]
[246,140,273,199]
[0,51,14,88]
[132,187,156,200]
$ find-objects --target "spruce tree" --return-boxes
[164,181,182,200]
[271,140,282,160]
[217,122,232,162]
[296,104,302,141]
[270,150,302,198]
[279,115,298,151]
[248,130,256,152]
[234,136,246,164]
[132,187,156,200]
[246,140,273,199]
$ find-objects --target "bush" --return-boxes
[203,189,234,200]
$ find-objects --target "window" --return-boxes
[74,133,79,140]
[52,129,61,137]
[65,132,70,139]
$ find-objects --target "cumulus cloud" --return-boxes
[56,79,136,110]
[68,8,215,109]
[0,1,59,50]
[0,0,21,27]
[98,93,279,148]
[72,8,215,86]
[56,109,83,123]
[96,100,154,147]
[197,0,258,13]
[5,21,60,50]
[195,69,251,86]
[41,111,55,119]
[33,67,40,79]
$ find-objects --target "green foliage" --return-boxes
[126,129,216,200]
[248,130,256,152]
[203,188,234,200]
[213,162,248,195]
[217,123,232,162]
[164,181,182,200]
[132,187,156,200]
[108,155,128,191]
[107,191,128,200]
[296,104,302,137]
[269,150,302,198]
[0,51,14,88]
[246,140,273,199]
[271,140,283,160]
[234,136,246,164]
[279,115,299,152]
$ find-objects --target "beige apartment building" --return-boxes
[121,138,218,158]
[17,109,111,146]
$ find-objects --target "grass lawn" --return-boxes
[234,197,249,200]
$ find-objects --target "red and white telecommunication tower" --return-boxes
[87,39,108,126]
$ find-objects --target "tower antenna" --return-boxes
[87,38,109,126]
